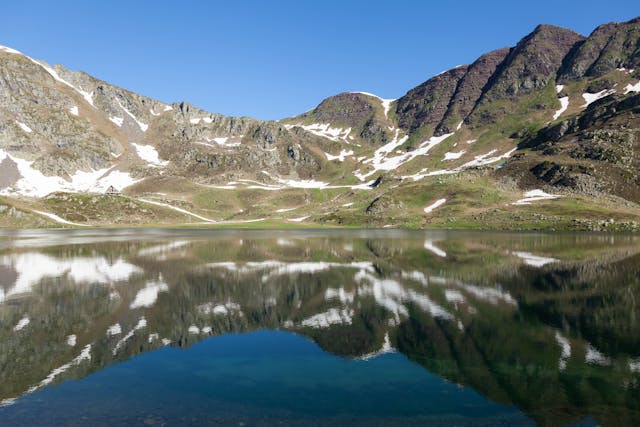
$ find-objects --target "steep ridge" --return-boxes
[435,47,511,135]
[558,17,640,81]
[474,25,585,104]
[395,65,469,134]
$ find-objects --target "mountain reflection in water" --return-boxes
[0,229,639,426]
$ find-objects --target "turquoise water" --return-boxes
[0,229,638,425]
[2,331,532,426]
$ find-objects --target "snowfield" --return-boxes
[513,189,562,205]
[285,123,352,142]
[424,198,446,213]
[132,143,169,167]
[581,89,616,108]
[553,97,569,120]
[0,149,140,197]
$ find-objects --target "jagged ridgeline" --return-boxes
[0,17,639,229]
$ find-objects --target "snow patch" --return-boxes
[581,89,616,108]
[555,331,571,371]
[513,189,562,205]
[624,81,640,94]
[445,290,465,303]
[285,123,352,142]
[198,301,242,316]
[66,334,77,347]
[137,241,189,257]
[301,308,354,328]
[190,117,214,124]
[0,253,142,304]
[0,149,139,197]
[325,287,355,304]
[109,116,124,127]
[402,147,516,181]
[454,282,516,306]
[356,270,453,322]
[0,45,23,55]
[26,344,92,395]
[444,150,465,160]
[424,240,447,258]
[14,316,30,331]
[424,198,446,214]
[16,121,32,133]
[113,317,146,355]
[400,270,428,286]
[357,332,396,360]
[513,251,558,267]
[350,92,395,117]
[138,198,215,222]
[288,216,309,222]
[69,106,79,116]
[553,97,569,120]
[131,143,169,167]
[129,278,169,309]
[555,85,564,93]
[325,149,354,162]
[353,129,420,180]
[33,210,89,227]
[106,323,122,336]
[585,343,611,366]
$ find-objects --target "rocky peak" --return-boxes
[477,24,584,102]
[557,17,640,82]
[395,65,469,134]
[300,92,380,128]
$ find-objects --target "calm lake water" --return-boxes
[0,229,639,426]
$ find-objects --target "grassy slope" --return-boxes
[2,70,639,230]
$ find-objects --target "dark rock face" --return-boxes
[359,116,393,146]
[558,17,640,82]
[396,65,469,133]
[396,25,585,136]
[435,48,510,135]
[365,195,402,215]
[482,25,584,99]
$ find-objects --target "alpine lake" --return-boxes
[0,228,639,426]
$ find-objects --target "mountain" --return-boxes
[0,17,639,230]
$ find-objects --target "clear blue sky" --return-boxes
[2,1,638,120]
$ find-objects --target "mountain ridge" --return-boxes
[1,17,639,230]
